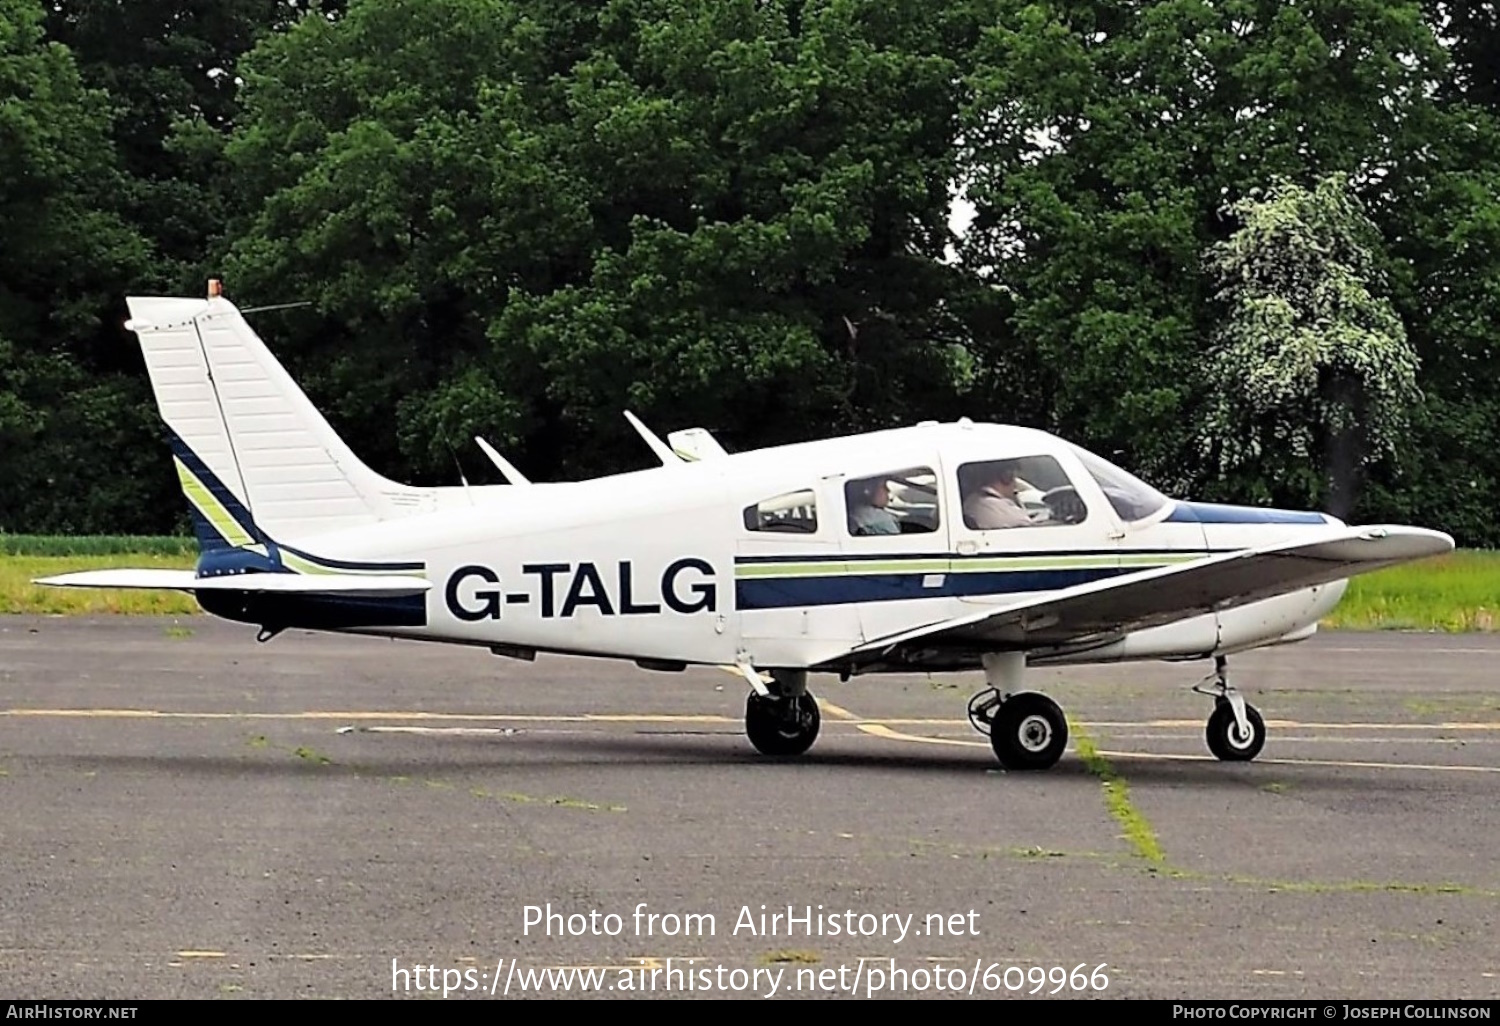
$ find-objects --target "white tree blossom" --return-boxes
[1201,174,1420,517]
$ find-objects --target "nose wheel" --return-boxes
[1194,656,1266,762]
[1206,698,1265,761]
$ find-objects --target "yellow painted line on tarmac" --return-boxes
[843,719,1500,774]
[6,707,1500,740]
[851,715,1500,732]
[4,699,1499,775]
[1106,733,1500,745]
[1095,749,1500,775]
[1318,646,1497,654]
[855,723,987,749]
[858,718,1500,732]
[176,950,226,959]
[1088,719,1500,731]
[819,700,861,722]
[1,708,736,724]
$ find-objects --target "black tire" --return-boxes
[990,692,1068,770]
[746,691,821,757]
[1205,700,1265,762]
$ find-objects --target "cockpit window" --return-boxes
[845,468,940,536]
[958,456,1088,528]
[1070,446,1171,522]
[744,489,818,533]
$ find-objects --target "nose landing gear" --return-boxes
[1194,656,1266,762]
[963,651,1268,771]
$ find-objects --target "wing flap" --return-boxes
[35,569,432,597]
[840,525,1453,657]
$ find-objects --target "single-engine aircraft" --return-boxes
[38,287,1455,770]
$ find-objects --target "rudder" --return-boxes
[126,290,427,548]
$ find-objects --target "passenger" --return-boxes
[848,478,900,535]
[963,463,1031,529]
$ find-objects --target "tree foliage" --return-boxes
[1201,175,1418,517]
[218,0,1005,481]
[958,0,1447,492]
[44,0,298,291]
[0,0,166,534]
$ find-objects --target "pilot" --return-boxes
[963,463,1031,529]
[848,478,900,535]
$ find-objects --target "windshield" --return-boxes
[1069,445,1171,522]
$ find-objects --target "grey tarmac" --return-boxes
[0,617,1497,1000]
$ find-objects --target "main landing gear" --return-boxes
[967,653,1069,770]
[744,669,821,757]
[965,652,1267,770]
[1194,655,1266,762]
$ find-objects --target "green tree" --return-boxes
[219,0,1005,483]
[44,1,299,295]
[1364,1,1500,543]
[0,0,164,534]
[1201,175,1418,519]
[1439,0,1500,109]
[959,0,1447,497]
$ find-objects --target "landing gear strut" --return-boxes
[1194,656,1266,762]
[968,652,1069,770]
[745,669,821,757]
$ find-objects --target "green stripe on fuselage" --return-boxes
[734,551,1202,579]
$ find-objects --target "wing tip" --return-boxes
[1355,525,1456,559]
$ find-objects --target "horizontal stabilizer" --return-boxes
[35,569,431,597]
[836,525,1454,659]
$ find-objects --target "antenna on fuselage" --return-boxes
[623,410,680,466]
[474,436,532,485]
[441,433,474,505]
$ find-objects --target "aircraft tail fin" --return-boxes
[126,288,427,551]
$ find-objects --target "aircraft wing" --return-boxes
[832,525,1453,660]
[34,569,432,597]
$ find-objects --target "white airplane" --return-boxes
[38,287,1455,771]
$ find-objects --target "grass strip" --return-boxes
[1320,551,1498,632]
[1071,724,1166,865]
[0,555,198,615]
[0,535,195,557]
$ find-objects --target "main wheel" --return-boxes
[1205,699,1265,762]
[746,691,821,757]
[990,692,1068,770]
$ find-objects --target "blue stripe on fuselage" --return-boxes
[736,566,1142,610]
[196,590,427,629]
[278,542,425,574]
[1165,501,1328,525]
